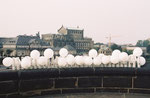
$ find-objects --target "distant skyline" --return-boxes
[0,0,150,45]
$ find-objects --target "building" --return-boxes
[2,33,50,57]
[0,37,16,57]
[94,43,104,50]
[121,44,134,50]
[58,26,84,39]
[98,45,112,55]
[74,37,93,53]
[42,25,94,54]
[147,38,150,41]
[42,34,75,48]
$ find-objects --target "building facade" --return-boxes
[98,45,112,55]
[42,34,75,48]
[2,34,50,57]
[0,37,15,57]
[42,26,94,54]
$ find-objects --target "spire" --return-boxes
[36,31,40,38]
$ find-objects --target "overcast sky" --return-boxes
[0,0,150,45]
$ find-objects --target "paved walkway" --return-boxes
[31,93,150,98]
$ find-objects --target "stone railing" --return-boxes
[0,67,150,98]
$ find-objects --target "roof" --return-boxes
[99,45,112,51]
[94,43,104,45]
[66,27,84,31]
[0,37,15,44]
[58,25,84,32]
[3,35,49,46]
[63,45,76,51]
[52,45,76,51]
[126,47,146,50]
[53,47,61,51]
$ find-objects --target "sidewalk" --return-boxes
[31,93,150,98]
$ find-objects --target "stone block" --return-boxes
[0,70,18,81]
[134,76,150,88]
[95,67,135,76]
[78,77,102,87]
[0,81,18,94]
[136,68,150,76]
[103,76,132,88]
[20,79,53,92]
[20,68,59,80]
[55,78,77,88]
[59,67,94,77]
[0,94,6,98]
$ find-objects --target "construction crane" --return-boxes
[105,34,111,48]
[105,34,120,48]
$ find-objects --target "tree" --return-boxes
[143,40,150,47]
[94,47,100,51]
[122,48,132,55]
[147,45,150,54]
[0,49,4,56]
[94,43,104,51]
[136,40,143,47]
[111,44,122,51]
[136,40,150,47]
[6,49,13,56]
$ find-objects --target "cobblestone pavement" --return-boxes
[31,93,150,98]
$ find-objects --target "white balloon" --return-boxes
[21,57,31,69]
[84,56,93,66]
[2,57,14,67]
[25,56,32,60]
[25,56,30,58]
[133,47,143,56]
[14,57,21,66]
[139,57,146,65]
[58,57,67,67]
[59,48,68,57]
[110,56,119,64]
[44,48,54,58]
[102,56,110,64]
[119,52,129,62]
[37,56,47,66]
[89,49,98,58]
[30,50,40,59]
[31,59,36,66]
[75,56,84,65]
[66,54,75,65]
[98,54,104,58]
[128,54,136,63]
[112,49,121,57]
[93,56,102,65]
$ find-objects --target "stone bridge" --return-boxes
[0,66,150,98]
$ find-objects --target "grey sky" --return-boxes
[0,0,150,45]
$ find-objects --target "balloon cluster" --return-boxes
[2,47,146,70]
[57,48,146,68]
[2,48,54,70]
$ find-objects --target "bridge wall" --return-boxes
[0,67,150,98]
